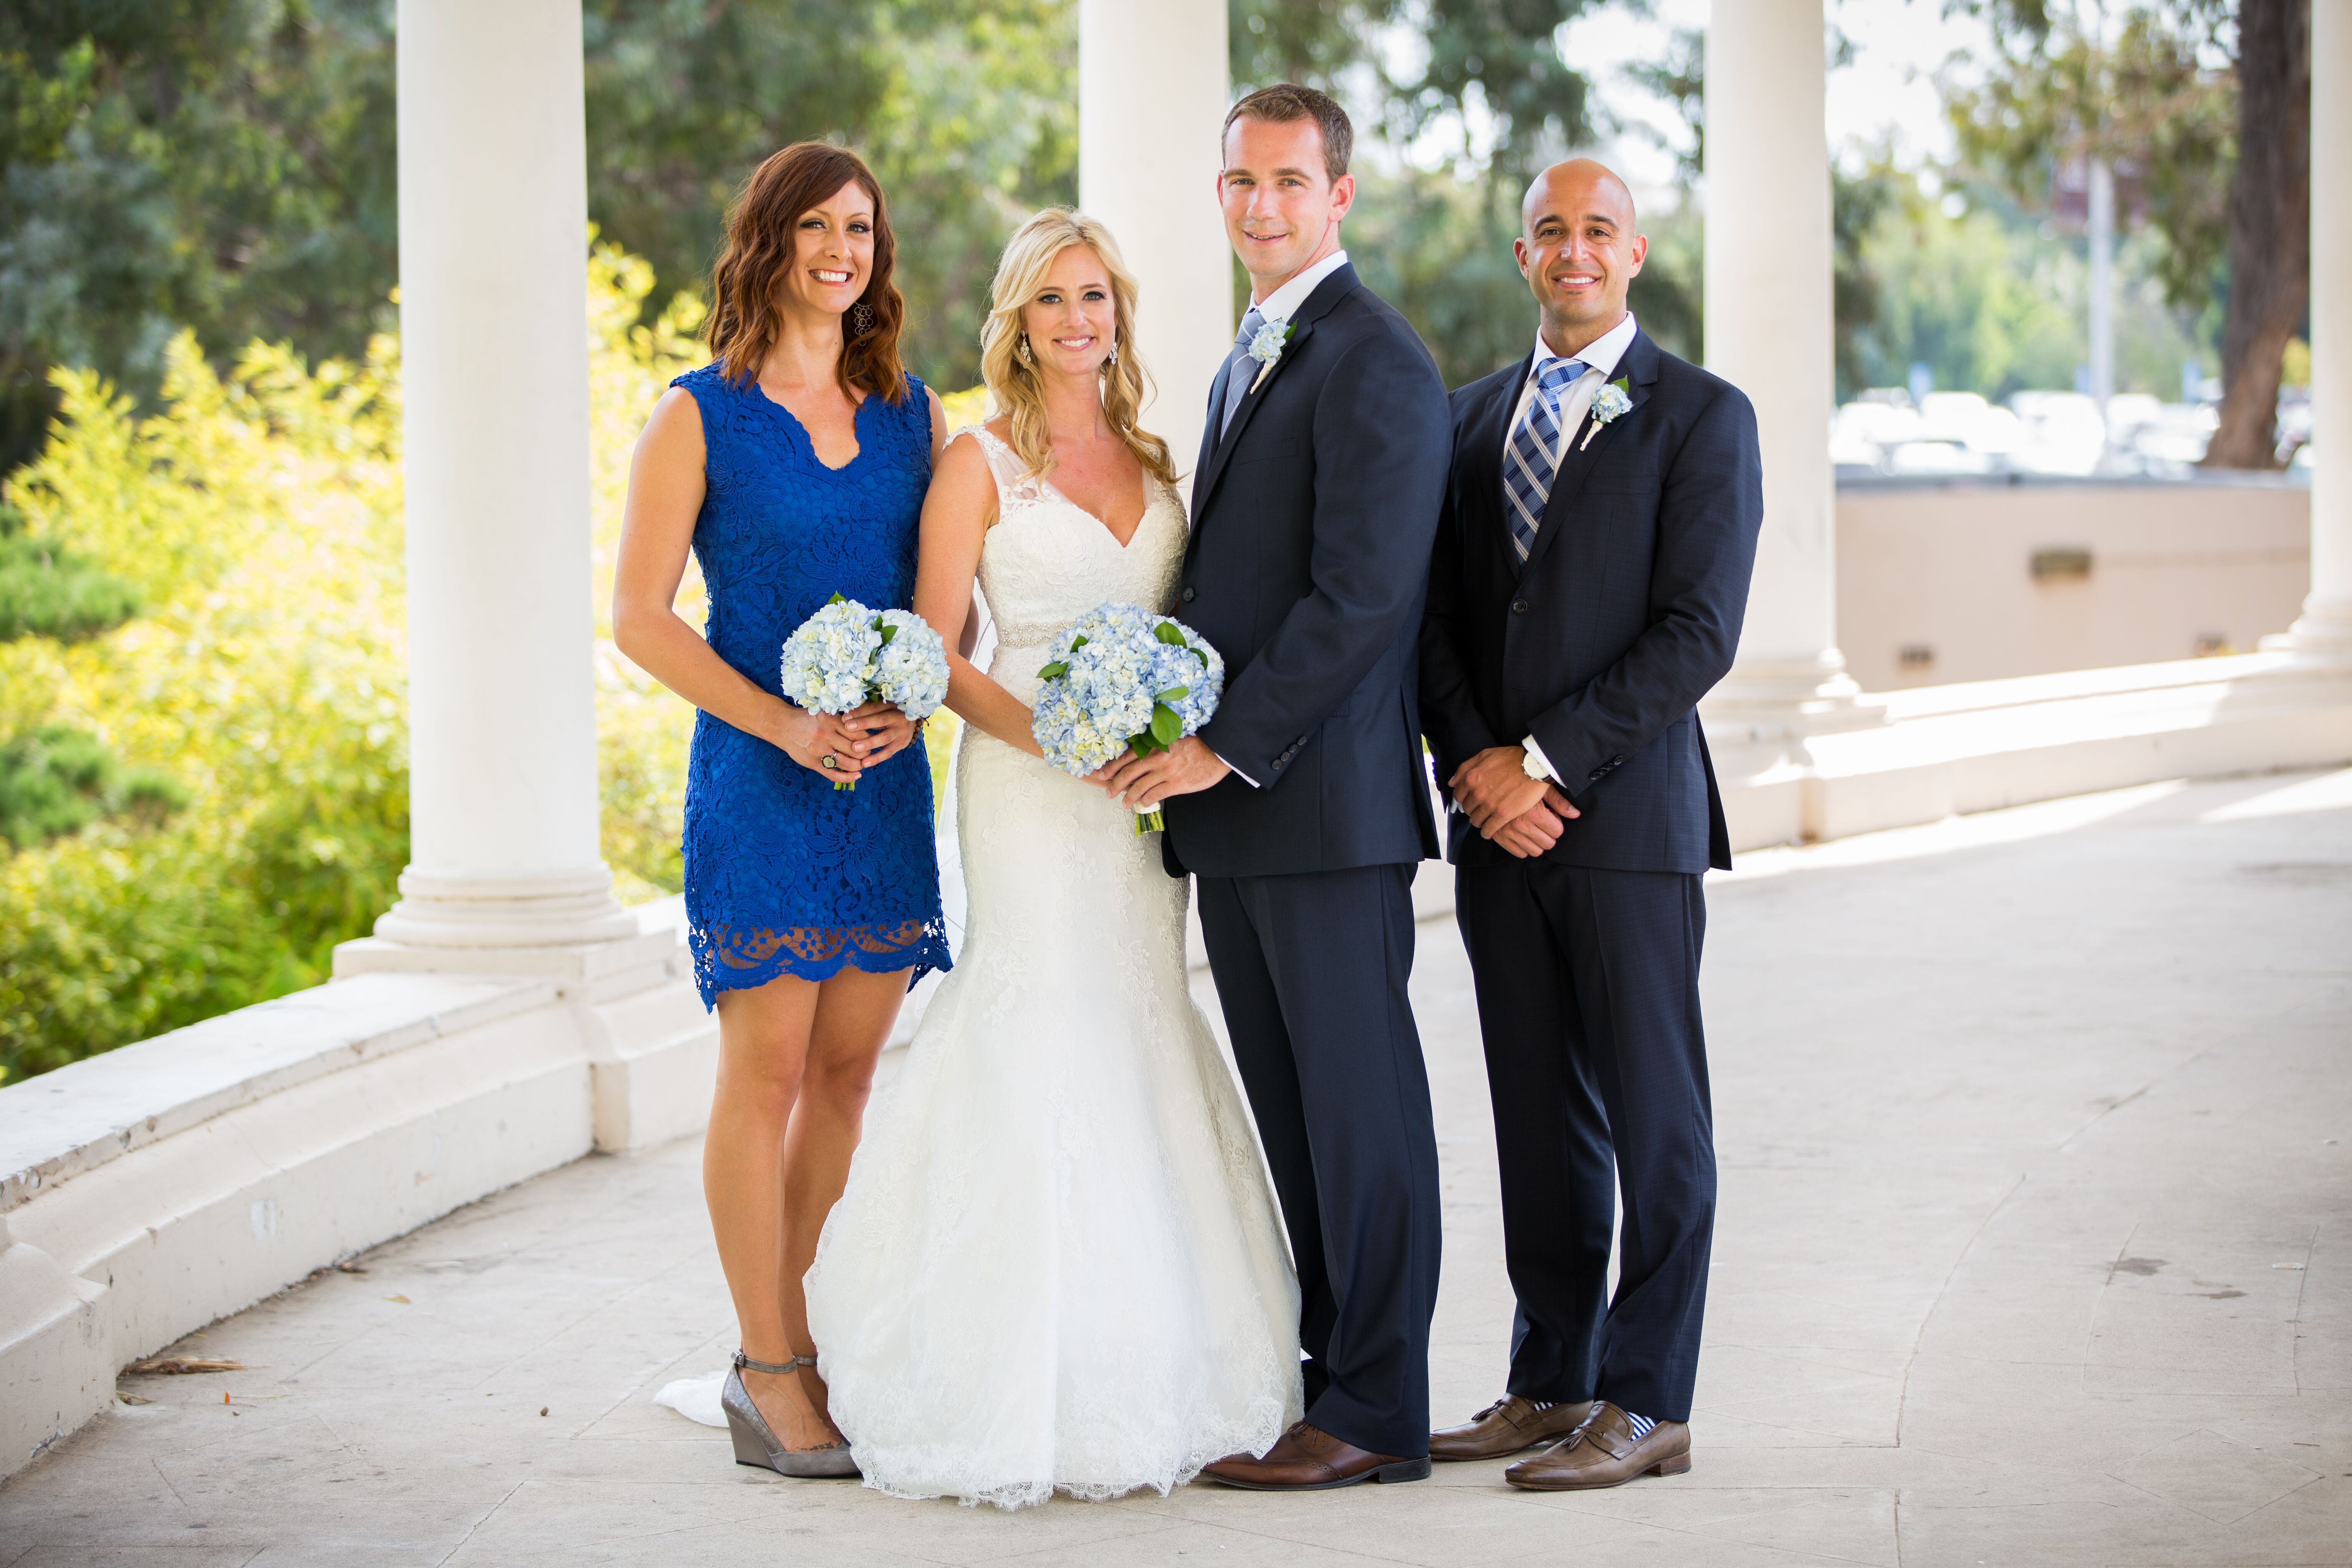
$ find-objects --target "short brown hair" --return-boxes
[1222,83,1353,183]
[706,142,908,405]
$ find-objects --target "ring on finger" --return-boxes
[822,754,838,771]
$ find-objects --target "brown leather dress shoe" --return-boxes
[1202,1420,1432,1490]
[1503,1402,1691,1491]
[1429,1395,1594,1461]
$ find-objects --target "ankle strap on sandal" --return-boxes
[734,1349,817,1376]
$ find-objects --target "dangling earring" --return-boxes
[1106,338,1120,367]
[1015,332,1035,366]
[849,301,876,338]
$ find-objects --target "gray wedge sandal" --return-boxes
[721,1350,861,1478]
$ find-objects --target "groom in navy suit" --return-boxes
[1419,159,1762,1490]
[1101,83,1450,1490]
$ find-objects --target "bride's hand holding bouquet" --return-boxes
[1030,602,1225,832]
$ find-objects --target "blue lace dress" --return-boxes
[673,363,951,1008]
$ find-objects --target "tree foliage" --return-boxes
[0,250,709,1082]
[1943,0,2307,466]
[0,0,1078,480]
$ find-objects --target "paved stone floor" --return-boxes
[5,768,2349,1567]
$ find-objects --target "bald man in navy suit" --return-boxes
[1419,159,1762,1491]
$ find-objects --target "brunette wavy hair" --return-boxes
[978,209,1177,487]
[706,142,908,405]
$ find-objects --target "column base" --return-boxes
[1699,653,1883,744]
[332,870,714,1153]
[368,865,643,949]
[2260,598,2352,659]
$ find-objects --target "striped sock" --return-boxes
[1622,1409,1656,1441]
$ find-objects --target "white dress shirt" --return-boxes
[1214,249,1351,789]
[1250,247,1350,327]
[1509,311,1639,787]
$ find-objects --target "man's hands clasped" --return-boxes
[1449,744,1581,859]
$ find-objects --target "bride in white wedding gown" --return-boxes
[799,210,1301,1508]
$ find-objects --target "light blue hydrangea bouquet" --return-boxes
[1031,602,1225,833]
[779,593,949,791]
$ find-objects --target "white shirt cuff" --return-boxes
[1520,736,1558,783]
[1211,749,1259,788]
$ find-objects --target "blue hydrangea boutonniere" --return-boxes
[1247,319,1297,393]
[1579,377,1634,450]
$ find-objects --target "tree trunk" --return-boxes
[2205,0,2310,469]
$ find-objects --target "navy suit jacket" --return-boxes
[1160,262,1449,880]
[1420,328,1762,875]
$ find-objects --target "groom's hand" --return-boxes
[1100,736,1230,811]
[1450,746,1581,837]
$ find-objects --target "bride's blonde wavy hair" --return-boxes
[979,209,1178,487]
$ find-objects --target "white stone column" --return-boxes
[1702,0,1859,718]
[1079,0,1231,484]
[373,0,634,949]
[2276,0,2352,653]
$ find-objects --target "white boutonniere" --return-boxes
[1579,378,1634,450]
[1247,319,1296,393]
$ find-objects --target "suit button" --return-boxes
[1181,587,1197,602]
[1511,599,1529,614]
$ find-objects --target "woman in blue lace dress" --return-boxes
[613,143,952,1478]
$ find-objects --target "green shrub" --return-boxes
[0,725,186,850]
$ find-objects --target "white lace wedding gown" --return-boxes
[801,428,1302,1509]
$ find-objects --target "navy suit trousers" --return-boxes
[1453,861,1715,1422]
[1195,863,1442,1459]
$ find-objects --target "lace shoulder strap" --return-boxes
[953,426,1049,508]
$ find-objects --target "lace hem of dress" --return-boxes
[692,915,952,1009]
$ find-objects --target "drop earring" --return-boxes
[849,302,876,338]
[1016,333,1035,366]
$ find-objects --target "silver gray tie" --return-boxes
[1218,306,1268,437]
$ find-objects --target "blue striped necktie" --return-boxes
[1503,358,1587,563]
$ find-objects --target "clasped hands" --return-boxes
[1094,736,1230,811]
[1450,745,1581,858]
[776,699,919,781]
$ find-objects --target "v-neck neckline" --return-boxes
[976,428,1152,550]
[754,381,870,474]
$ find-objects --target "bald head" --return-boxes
[1514,158,1645,355]
[1522,159,1635,240]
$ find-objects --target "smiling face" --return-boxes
[1018,243,1119,381]
[1218,114,1355,298]
[1515,160,1646,355]
[778,178,876,322]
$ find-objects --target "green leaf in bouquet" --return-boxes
[1190,645,1210,667]
[878,622,899,645]
[1069,635,1089,651]
[1154,685,1189,703]
[1129,730,1164,756]
[1150,702,1182,747]
[1153,621,1187,647]
[827,591,847,605]
[1037,660,1069,679]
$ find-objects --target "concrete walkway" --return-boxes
[4,769,2348,1567]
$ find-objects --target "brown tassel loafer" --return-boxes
[1503,1402,1691,1491]
[1202,1420,1432,1490]
[1430,1394,1595,1461]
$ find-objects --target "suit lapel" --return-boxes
[1192,262,1362,519]
[1518,329,1659,580]
[1466,356,1529,572]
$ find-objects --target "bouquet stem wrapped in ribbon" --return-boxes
[779,594,949,790]
[1031,603,1225,833]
